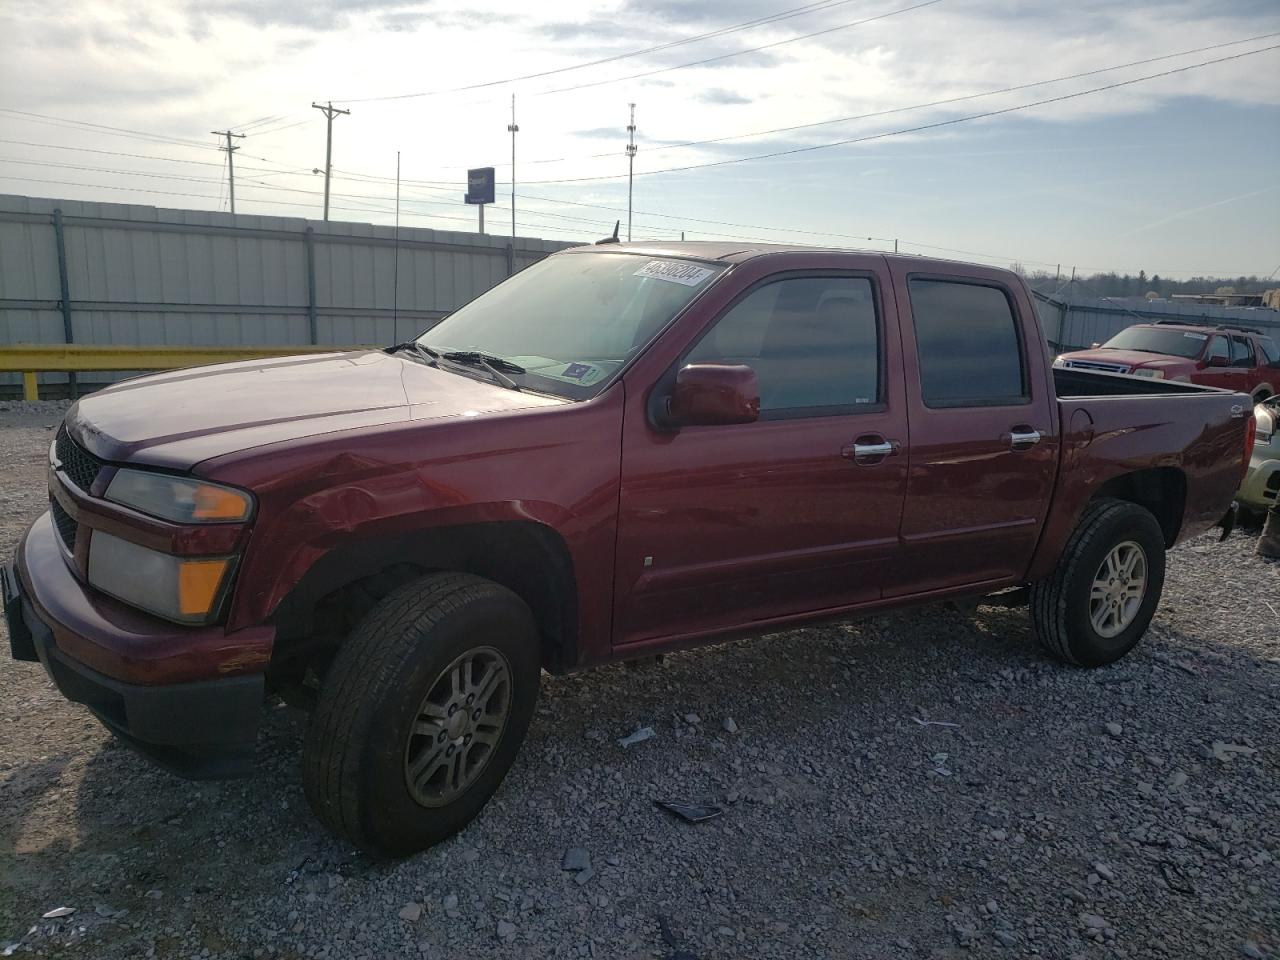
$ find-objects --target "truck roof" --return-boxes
[558,240,1018,278]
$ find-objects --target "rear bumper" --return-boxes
[4,516,268,779]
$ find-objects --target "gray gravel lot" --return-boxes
[1,400,1277,959]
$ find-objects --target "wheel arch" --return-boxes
[269,520,580,674]
[1089,467,1186,547]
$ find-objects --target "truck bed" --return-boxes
[1053,367,1222,398]
[1027,367,1251,583]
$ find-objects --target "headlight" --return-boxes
[105,469,253,523]
[1053,355,1066,367]
[1131,369,1165,379]
[87,532,234,623]
[1257,408,1275,444]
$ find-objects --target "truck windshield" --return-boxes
[1101,326,1207,359]
[415,252,726,399]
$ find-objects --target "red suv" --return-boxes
[1056,322,1279,402]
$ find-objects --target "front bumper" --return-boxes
[1237,450,1280,512]
[4,516,269,779]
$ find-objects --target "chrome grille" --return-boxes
[54,425,104,493]
[1062,359,1130,374]
[50,497,77,550]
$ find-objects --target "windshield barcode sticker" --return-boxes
[1183,332,1207,340]
[633,260,714,286]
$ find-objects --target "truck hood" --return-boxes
[66,350,565,469]
[1060,349,1187,371]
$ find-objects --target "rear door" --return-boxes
[613,263,908,647]
[884,264,1060,596]
[1228,335,1259,394]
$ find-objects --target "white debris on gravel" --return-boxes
[616,725,655,748]
[397,902,422,922]
[0,409,1277,959]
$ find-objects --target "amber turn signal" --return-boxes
[178,559,232,617]
[192,485,252,521]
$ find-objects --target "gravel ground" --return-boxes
[1,400,1277,960]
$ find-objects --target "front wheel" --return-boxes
[302,572,541,858]
[1030,498,1166,667]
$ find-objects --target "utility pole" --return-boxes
[626,103,637,242]
[311,101,350,221]
[211,129,245,213]
[393,151,401,331]
[507,94,518,243]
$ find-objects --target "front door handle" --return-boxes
[1009,428,1042,451]
[842,436,900,464]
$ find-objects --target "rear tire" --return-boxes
[302,572,541,858]
[1030,498,1166,667]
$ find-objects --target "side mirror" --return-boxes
[665,363,760,427]
[1207,355,1230,368]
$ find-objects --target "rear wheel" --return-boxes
[1030,498,1166,667]
[302,572,541,858]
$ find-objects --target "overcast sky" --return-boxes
[1,0,1278,278]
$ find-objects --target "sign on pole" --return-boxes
[466,167,495,234]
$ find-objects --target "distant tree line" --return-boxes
[1015,267,1275,299]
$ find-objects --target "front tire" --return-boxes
[1030,498,1166,667]
[302,572,541,858]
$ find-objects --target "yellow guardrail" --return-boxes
[0,344,371,401]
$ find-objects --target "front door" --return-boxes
[613,271,908,648]
[884,266,1060,596]
[1197,334,1236,390]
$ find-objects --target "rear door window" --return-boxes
[908,279,1028,408]
[1230,335,1255,367]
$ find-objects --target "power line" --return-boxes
[0,138,229,167]
[234,112,292,132]
[0,107,213,150]
[6,29,1271,187]
[314,32,1280,175]
[250,116,315,138]
[518,42,1280,184]
[534,0,944,97]
[332,0,862,102]
[560,31,1280,161]
[2,170,1264,278]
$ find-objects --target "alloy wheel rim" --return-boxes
[403,646,512,807]
[1089,540,1147,639]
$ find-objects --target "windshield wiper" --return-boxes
[389,341,441,366]
[428,348,525,391]
[440,350,526,374]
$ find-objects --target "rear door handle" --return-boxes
[1009,428,1042,451]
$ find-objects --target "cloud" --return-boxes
[198,0,431,31]
[698,88,752,105]
[572,126,626,140]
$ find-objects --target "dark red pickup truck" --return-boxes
[3,243,1255,857]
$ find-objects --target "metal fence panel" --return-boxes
[0,193,576,393]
